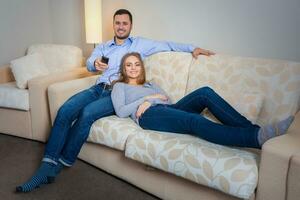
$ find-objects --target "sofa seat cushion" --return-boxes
[87,115,142,150]
[125,130,259,199]
[0,82,29,110]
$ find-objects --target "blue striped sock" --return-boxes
[16,162,56,192]
[47,161,64,183]
[54,162,64,175]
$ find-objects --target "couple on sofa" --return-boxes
[16,9,293,193]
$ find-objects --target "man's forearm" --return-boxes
[86,56,97,72]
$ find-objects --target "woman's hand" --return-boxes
[145,94,168,101]
[136,101,151,118]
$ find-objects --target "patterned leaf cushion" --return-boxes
[240,58,300,125]
[144,52,193,103]
[125,130,259,199]
[186,54,300,126]
[201,92,264,124]
[87,115,142,150]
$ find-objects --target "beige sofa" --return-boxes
[48,52,300,200]
[0,44,94,142]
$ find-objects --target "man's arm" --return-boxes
[136,37,214,59]
[86,44,105,72]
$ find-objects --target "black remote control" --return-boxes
[101,56,109,64]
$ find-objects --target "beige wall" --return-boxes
[102,0,300,62]
[0,0,53,66]
[0,0,93,66]
[48,0,93,59]
[0,0,299,67]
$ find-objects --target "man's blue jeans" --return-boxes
[43,84,115,166]
[139,87,260,148]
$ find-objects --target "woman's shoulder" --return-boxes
[112,82,127,91]
[113,82,126,87]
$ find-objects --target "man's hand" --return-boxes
[136,101,151,118]
[94,58,108,72]
[145,94,168,101]
[192,48,215,59]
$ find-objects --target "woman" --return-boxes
[111,52,294,148]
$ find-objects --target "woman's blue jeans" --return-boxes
[139,87,260,148]
[43,84,115,166]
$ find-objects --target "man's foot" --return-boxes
[16,162,56,192]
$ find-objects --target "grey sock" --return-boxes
[258,116,294,146]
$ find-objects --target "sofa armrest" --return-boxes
[0,65,15,83]
[48,75,98,124]
[28,67,95,142]
[256,111,300,200]
[287,153,300,200]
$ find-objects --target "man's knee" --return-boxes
[78,108,94,123]
[55,104,76,124]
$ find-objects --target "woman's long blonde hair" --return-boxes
[114,52,146,85]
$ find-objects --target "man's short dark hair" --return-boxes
[113,9,132,23]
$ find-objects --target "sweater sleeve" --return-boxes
[151,82,172,104]
[111,83,146,118]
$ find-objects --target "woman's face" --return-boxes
[124,55,142,81]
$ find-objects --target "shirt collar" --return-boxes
[109,36,134,47]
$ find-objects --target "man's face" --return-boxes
[113,14,132,40]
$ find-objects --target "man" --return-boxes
[87,9,214,85]
[16,9,214,192]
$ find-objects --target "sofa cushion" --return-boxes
[186,54,300,126]
[10,53,49,89]
[0,82,29,110]
[240,59,300,125]
[125,130,259,199]
[186,54,246,96]
[144,52,193,103]
[87,115,142,151]
[202,92,263,124]
[27,44,83,73]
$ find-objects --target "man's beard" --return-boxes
[115,29,131,40]
[115,33,130,40]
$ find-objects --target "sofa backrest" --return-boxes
[144,52,193,103]
[186,54,300,125]
[27,44,83,73]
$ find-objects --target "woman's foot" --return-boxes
[258,116,294,146]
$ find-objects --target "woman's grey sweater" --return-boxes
[111,82,172,122]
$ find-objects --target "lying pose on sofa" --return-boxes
[111,52,294,148]
[16,9,214,193]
